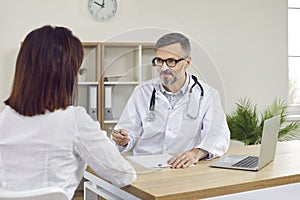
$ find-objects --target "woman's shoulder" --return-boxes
[64,106,90,120]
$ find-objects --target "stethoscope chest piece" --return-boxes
[146,111,156,122]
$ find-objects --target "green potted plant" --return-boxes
[227,98,299,145]
[78,67,87,82]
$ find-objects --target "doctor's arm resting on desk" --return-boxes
[111,32,230,168]
[168,87,230,168]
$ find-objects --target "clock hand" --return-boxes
[102,0,105,7]
[94,1,104,8]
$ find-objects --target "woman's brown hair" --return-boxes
[5,25,84,116]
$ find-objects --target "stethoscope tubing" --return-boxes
[146,75,204,122]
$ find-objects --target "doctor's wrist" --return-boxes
[193,148,208,161]
[121,143,128,147]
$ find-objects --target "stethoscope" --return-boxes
[146,75,204,122]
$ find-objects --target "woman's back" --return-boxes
[0,106,85,196]
[0,25,136,199]
[0,106,136,198]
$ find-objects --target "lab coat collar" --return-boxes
[153,72,199,106]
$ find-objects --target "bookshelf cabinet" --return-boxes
[77,42,155,133]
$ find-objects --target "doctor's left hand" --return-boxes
[167,148,208,169]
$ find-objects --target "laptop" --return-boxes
[210,116,280,171]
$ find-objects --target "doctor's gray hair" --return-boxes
[154,33,191,56]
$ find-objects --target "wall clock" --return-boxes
[88,0,118,21]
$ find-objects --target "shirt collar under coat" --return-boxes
[152,72,200,105]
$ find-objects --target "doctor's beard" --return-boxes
[160,69,182,86]
[159,69,186,87]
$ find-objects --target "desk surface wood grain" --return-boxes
[87,140,300,200]
[123,141,300,199]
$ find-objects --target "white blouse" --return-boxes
[0,106,136,199]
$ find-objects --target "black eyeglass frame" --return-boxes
[151,57,186,68]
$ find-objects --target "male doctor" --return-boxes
[112,33,230,169]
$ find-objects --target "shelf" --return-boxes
[78,81,98,85]
[104,120,119,124]
[77,42,154,134]
[104,81,139,85]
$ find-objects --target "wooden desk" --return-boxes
[84,140,300,200]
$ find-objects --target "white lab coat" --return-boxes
[0,106,136,199]
[115,74,230,158]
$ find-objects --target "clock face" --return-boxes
[88,0,117,21]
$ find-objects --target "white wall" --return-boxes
[0,0,288,113]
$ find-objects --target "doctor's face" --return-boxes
[155,43,190,87]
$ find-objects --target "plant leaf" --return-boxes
[227,98,299,145]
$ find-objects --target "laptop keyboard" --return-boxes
[232,156,259,168]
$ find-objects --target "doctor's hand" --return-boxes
[111,129,130,147]
[167,148,208,169]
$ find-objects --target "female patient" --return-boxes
[0,25,136,198]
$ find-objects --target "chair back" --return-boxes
[0,187,69,200]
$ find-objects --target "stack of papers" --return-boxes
[127,153,173,169]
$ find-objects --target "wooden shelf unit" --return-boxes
[78,42,155,133]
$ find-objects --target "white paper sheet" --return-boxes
[127,153,173,169]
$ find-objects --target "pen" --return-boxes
[109,127,124,136]
[157,163,171,168]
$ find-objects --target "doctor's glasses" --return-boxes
[152,57,186,68]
